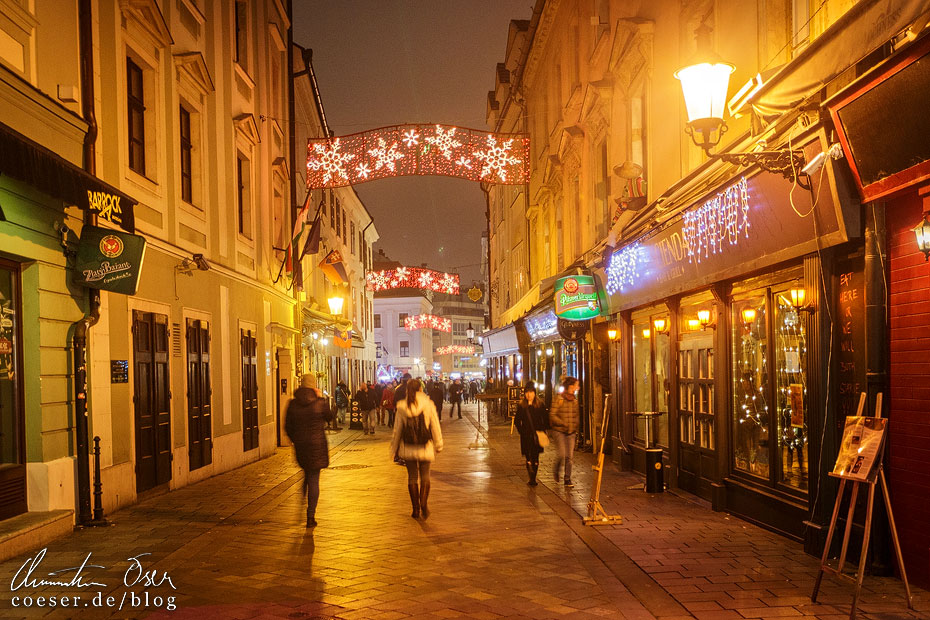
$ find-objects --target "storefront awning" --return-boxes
[0,121,137,233]
[480,322,523,357]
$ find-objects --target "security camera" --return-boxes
[192,253,210,271]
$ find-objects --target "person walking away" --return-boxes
[549,376,580,487]
[429,380,445,421]
[390,379,443,518]
[469,380,479,404]
[354,383,374,434]
[514,383,549,486]
[373,382,385,426]
[448,378,464,419]
[285,374,334,527]
[382,381,396,428]
[334,382,350,428]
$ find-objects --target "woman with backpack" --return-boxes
[389,379,443,519]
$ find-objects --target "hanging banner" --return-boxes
[404,314,452,332]
[554,275,602,321]
[367,266,459,295]
[435,345,476,356]
[307,124,530,189]
[73,225,146,295]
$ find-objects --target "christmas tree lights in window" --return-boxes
[307,124,529,189]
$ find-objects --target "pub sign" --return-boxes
[554,275,602,321]
[73,225,146,295]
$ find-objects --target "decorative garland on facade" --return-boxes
[306,124,530,189]
[404,314,452,333]
[435,345,477,356]
[366,266,460,295]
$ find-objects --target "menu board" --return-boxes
[832,416,887,481]
[836,257,867,433]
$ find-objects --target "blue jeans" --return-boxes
[552,431,576,481]
[337,406,347,425]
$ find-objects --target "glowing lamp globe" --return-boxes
[607,328,619,341]
[675,59,734,153]
[327,296,344,316]
[789,288,807,309]
[913,214,930,261]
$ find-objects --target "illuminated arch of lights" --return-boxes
[307,124,530,189]
[404,314,452,333]
[435,345,477,356]
[366,266,460,295]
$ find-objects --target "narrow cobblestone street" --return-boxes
[0,403,924,620]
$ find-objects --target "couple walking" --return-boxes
[514,377,579,487]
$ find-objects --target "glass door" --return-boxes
[0,259,26,519]
[677,332,715,499]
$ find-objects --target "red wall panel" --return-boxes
[887,188,930,589]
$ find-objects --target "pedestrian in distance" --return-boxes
[448,378,464,419]
[549,376,580,487]
[390,379,443,518]
[381,381,396,428]
[334,381,350,428]
[354,383,375,434]
[373,382,385,426]
[284,374,334,528]
[469,380,479,404]
[429,379,445,421]
[514,383,549,486]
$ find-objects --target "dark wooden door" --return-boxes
[0,259,26,520]
[133,311,172,492]
[677,334,716,500]
[241,329,258,451]
[186,319,212,470]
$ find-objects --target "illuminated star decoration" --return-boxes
[435,345,477,356]
[404,314,452,333]
[366,266,460,295]
[474,135,522,182]
[307,138,354,185]
[306,124,529,189]
[425,125,462,160]
[367,138,404,172]
[605,242,643,295]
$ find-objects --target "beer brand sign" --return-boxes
[73,225,146,295]
[554,276,602,321]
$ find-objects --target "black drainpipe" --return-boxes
[72,0,99,525]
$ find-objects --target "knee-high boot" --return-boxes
[407,483,420,518]
[419,482,430,518]
[529,462,539,486]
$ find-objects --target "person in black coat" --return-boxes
[514,383,549,486]
[448,379,464,419]
[285,374,333,527]
[428,380,445,420]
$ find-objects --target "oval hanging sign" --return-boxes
[554,275,602,321]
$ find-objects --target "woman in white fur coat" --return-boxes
[390,379,443,518]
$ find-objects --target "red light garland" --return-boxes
[367,266,460,295]
[404,314,452,333]
[435,345,477,356]
[307,124,530,189]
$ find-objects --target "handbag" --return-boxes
[536,430,550,447]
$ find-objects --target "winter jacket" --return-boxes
[393,380,408,405]
[354,388,373,410]
[381,385,396,410]
[285,387,334,471]
[428,383,444,411]
[449,382,463,402]
[390,391,443,462]
[335,385,349,408]
[515,400,549,459]
[549,395,580,434]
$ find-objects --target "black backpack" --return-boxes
[402,414,431,445]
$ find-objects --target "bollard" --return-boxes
[87,436,109,526]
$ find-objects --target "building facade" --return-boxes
[431,292,486,380]
[373,293,434,380]
[487,0,930,586]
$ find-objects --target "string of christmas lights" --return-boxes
[404,314,452,333]
[605,242,643,295]
[435,345,477,356]
[682,176,750,264]
[366,266,460,295]
[306,124,530,189]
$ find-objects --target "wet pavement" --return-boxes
[0,402,924,619]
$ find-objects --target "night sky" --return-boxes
[293,1,533,287]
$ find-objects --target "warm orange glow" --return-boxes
[607,328,619,341]
[674,61,735,123]
[687,319,701,331]
[741,308,757,324]
[642,327,651,339]
[789,288,806,309]
[653,318,668,333]
[697,309,711,326]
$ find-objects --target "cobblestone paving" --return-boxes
[0,402,924,620]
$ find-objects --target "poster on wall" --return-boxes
[73,225,146,295]
[789,384,804,428]
[831,416,887,481]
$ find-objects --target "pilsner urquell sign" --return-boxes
[73,225,146,295]
[554,275,601,321]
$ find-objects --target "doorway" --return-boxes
[241,328,258,451]
[132,310,172,493]
[186,318,212,471]
[677,333,716,499]
[0,259,26,520]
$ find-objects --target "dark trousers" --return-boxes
[388,409,395,428]
[450,400,462,418]
[405,460,430,484]
[304,468,321,517]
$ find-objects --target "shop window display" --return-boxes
[632,322,652,442]
[774,289,808,489]
[732,296,769,478]
[631,315,670,446]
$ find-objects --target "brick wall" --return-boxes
[887,188,930,589]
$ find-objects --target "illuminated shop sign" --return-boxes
[554,276,602,321]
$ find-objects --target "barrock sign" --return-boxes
[306,124,530,189]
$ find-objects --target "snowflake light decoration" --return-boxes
[425,125,462,160]
[307,138,354,185]
[367,138,404,172]
[402,129,420,148]
[366,266,460,295]
[404,314,452,333]
[474,135,522,182]
[306,124,529,189]
[606,242,644,295]
[435,345,477,356]
[682,177,750,264]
